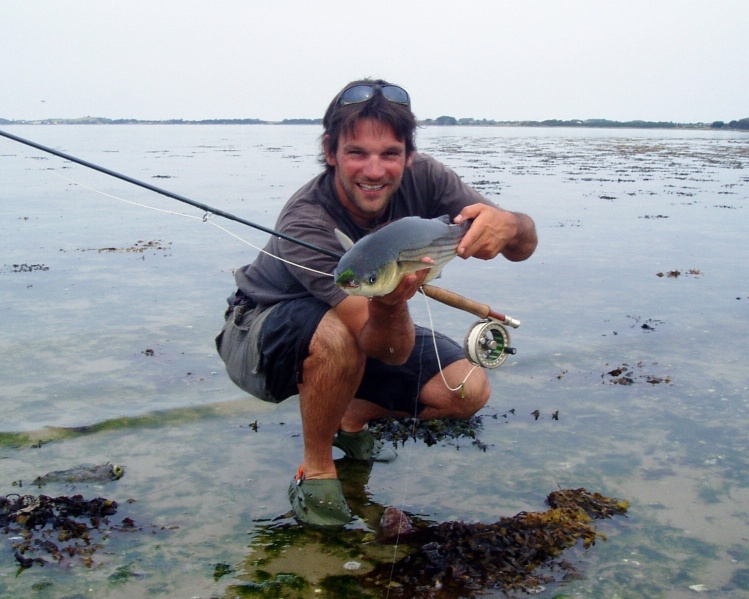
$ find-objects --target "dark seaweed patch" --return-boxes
[370,415,486,449]
[363,488,628,597]
[1,263,50,273]
[0,493,130,569]
[603,362,672,385]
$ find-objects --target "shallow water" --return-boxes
[1,124,748,598]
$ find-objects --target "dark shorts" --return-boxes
[216,296,466,415]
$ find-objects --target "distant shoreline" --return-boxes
[1,116,747,131]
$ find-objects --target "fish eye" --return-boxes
[367,273,377,285]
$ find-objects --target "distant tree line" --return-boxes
[0,116,326,126]
[710,118,749,130]
[0,117,269,125]
[279,118,323,125]
[2,116,748,130]
[421,116,749,130]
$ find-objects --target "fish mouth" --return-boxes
[335,269,361,290]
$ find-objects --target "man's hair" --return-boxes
[320,78,417,171]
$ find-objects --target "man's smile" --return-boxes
[358,182,387,194]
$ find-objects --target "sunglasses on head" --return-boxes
[335,84,411,109]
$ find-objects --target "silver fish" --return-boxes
[334,215,469,297]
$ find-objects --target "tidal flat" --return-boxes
[1,124,748,598]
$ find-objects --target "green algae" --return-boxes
[1,400,251,449]
[225,570,309,598]
[0,432,34,450]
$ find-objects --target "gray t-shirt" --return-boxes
[234,152,493,308]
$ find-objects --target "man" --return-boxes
[216,78,538,529]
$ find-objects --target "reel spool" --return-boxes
[463,319,515,369]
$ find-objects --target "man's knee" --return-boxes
[307,311,365,374]
[462,372,490,417]
[444,369,489,419]
[418,362,490,420]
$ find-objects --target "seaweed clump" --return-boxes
[364,488,629,597]
[370,415,486,449]
[1,493,125,569]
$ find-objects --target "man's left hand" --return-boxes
[455,204,538,262]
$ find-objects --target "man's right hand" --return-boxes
[333,265,431,365]
[370,264,432,307]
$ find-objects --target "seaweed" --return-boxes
[1,493,126,569]
[369,415,486,449]
[237,488,628,598]
[363,488,628,597]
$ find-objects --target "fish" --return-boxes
[32,463,125,486]
[333,215,470,297]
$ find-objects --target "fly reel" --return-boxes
[463,319,516,369]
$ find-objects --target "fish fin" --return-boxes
[436,214,451,224]
[334,229,355,251]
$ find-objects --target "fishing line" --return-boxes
[31,150,474,393]
[0,128,343,261]
[24,146,468,388]
[383,294,480,594]
[9,132,484,391]
[384,314,428,598]
[33,156,335,279]
[421,289,478,392]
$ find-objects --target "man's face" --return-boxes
[325,118,413,226]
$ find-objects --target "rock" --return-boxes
[379,506,413,542]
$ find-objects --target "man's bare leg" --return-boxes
[340,358,490,428]
[297,310,365,480]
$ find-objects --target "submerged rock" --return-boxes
[33,463,125,486]
[379,506,414,542]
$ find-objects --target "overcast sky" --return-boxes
[3,0,747,123]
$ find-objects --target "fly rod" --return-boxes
[421,285,520,328]
[0,128,343,260]
[420,285,520,369]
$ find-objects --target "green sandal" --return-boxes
[288,469,352,529]
[333,426,397,463]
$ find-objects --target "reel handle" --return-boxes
[420,285,520,328]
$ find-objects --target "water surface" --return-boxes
[1,124,748,598]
